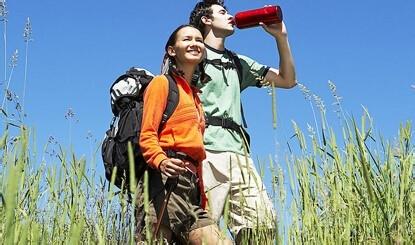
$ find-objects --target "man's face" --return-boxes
[208,4,234,36]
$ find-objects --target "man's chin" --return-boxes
[225,28,235,37]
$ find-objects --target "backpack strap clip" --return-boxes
[205,115,251,150]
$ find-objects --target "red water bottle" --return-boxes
[233,5,283,29]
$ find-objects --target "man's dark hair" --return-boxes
[189,0,226,35]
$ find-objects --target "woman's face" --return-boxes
[168,26,205,67]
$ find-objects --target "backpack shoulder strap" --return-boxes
[161,74,179,125]
[226,49,248,128]
[226,49,243,87]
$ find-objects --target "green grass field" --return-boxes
[1,112,414,244]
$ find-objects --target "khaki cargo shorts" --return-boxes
[203,150,276,236]
[135,168,214,242]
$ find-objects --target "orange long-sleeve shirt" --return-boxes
[139,74,206,169]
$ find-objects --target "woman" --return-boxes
[136,24,231,244]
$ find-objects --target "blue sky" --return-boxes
[2,0,414,191]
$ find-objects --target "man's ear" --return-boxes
[167,46,176,57]
[201,16,212,26]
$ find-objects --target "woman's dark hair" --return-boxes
[161,24,206,85]
[189,0,226,35]
[164,25,195,55]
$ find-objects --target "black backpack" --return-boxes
[101,67,179,190]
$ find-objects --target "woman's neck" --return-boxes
[176,64,196,84]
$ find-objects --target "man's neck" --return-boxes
[204,32,226,51]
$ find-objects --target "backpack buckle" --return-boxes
[221,117,227,128]
[221,112,230,128]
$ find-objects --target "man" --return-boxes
[189,0,296,243]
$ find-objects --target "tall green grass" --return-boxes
[281,82,415,244]
[1,105,413,244]
[0,126,137,244]
[286,117,414,244]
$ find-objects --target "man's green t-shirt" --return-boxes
[197,45,269,154]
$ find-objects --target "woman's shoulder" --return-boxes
[151,74,168,83]
[148,74,168,87]
[144,74,170,97]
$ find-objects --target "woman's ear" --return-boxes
[167,46,176,57]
